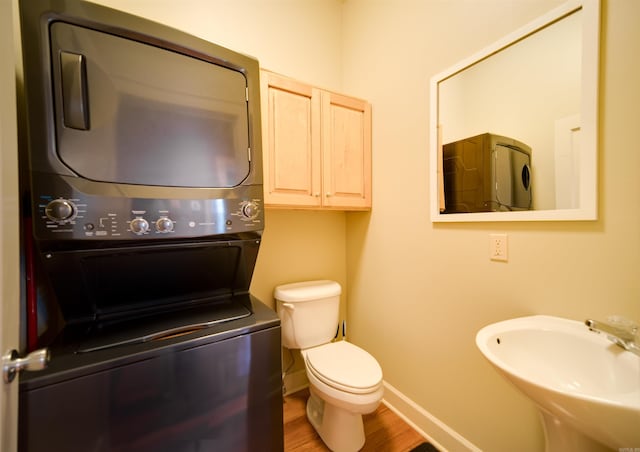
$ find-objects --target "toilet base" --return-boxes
[306,390,365,452]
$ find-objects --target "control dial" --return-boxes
[241,201,260,220]
[129,217,150,235]
[45,199,76,223]
[155,217,174,233]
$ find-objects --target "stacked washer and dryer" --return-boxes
[16,1,283,451]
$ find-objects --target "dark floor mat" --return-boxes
[409,443,439,452]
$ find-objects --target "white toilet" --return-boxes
[275,280,384,452]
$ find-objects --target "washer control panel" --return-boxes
[31,176,264,240]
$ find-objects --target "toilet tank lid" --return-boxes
[274,280,341,302]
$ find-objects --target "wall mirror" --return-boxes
[430,0,600,222]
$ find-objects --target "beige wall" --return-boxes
[61,0,640,450]
[343,0,640,451]
[89,0,344,89]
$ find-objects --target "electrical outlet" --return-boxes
[490,234,508,262]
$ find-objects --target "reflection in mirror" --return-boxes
[430,0,600,222]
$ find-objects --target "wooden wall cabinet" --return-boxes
[260,70,371,210]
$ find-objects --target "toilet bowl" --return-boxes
[303,341,384,451]
[275,280,384,452]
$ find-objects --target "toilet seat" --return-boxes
[304,341,383,394]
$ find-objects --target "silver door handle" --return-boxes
[2,348,50,383]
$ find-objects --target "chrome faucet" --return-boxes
[585,316,640,357]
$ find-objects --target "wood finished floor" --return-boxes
[283,388,428,452]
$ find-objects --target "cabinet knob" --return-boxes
[325,193,332,197]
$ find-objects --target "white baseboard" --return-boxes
[381,381,481,452]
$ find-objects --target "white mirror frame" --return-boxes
[430,0,600,222]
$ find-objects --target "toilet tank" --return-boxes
[274,280,341,349]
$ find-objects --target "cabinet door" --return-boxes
[321,91,372,209]
[261,71,321,207]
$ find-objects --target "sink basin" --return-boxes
[476,315,640,451]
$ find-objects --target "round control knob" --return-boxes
[129,217,149,235]
[155,217,174,233]
[45,199,76,223]
[241,201,260,220]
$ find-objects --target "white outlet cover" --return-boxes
[490,233,508,261]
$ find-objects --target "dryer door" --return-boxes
[493,144,532,210]
[48,22,251,188]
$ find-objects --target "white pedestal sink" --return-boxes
[476,315,640,451]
